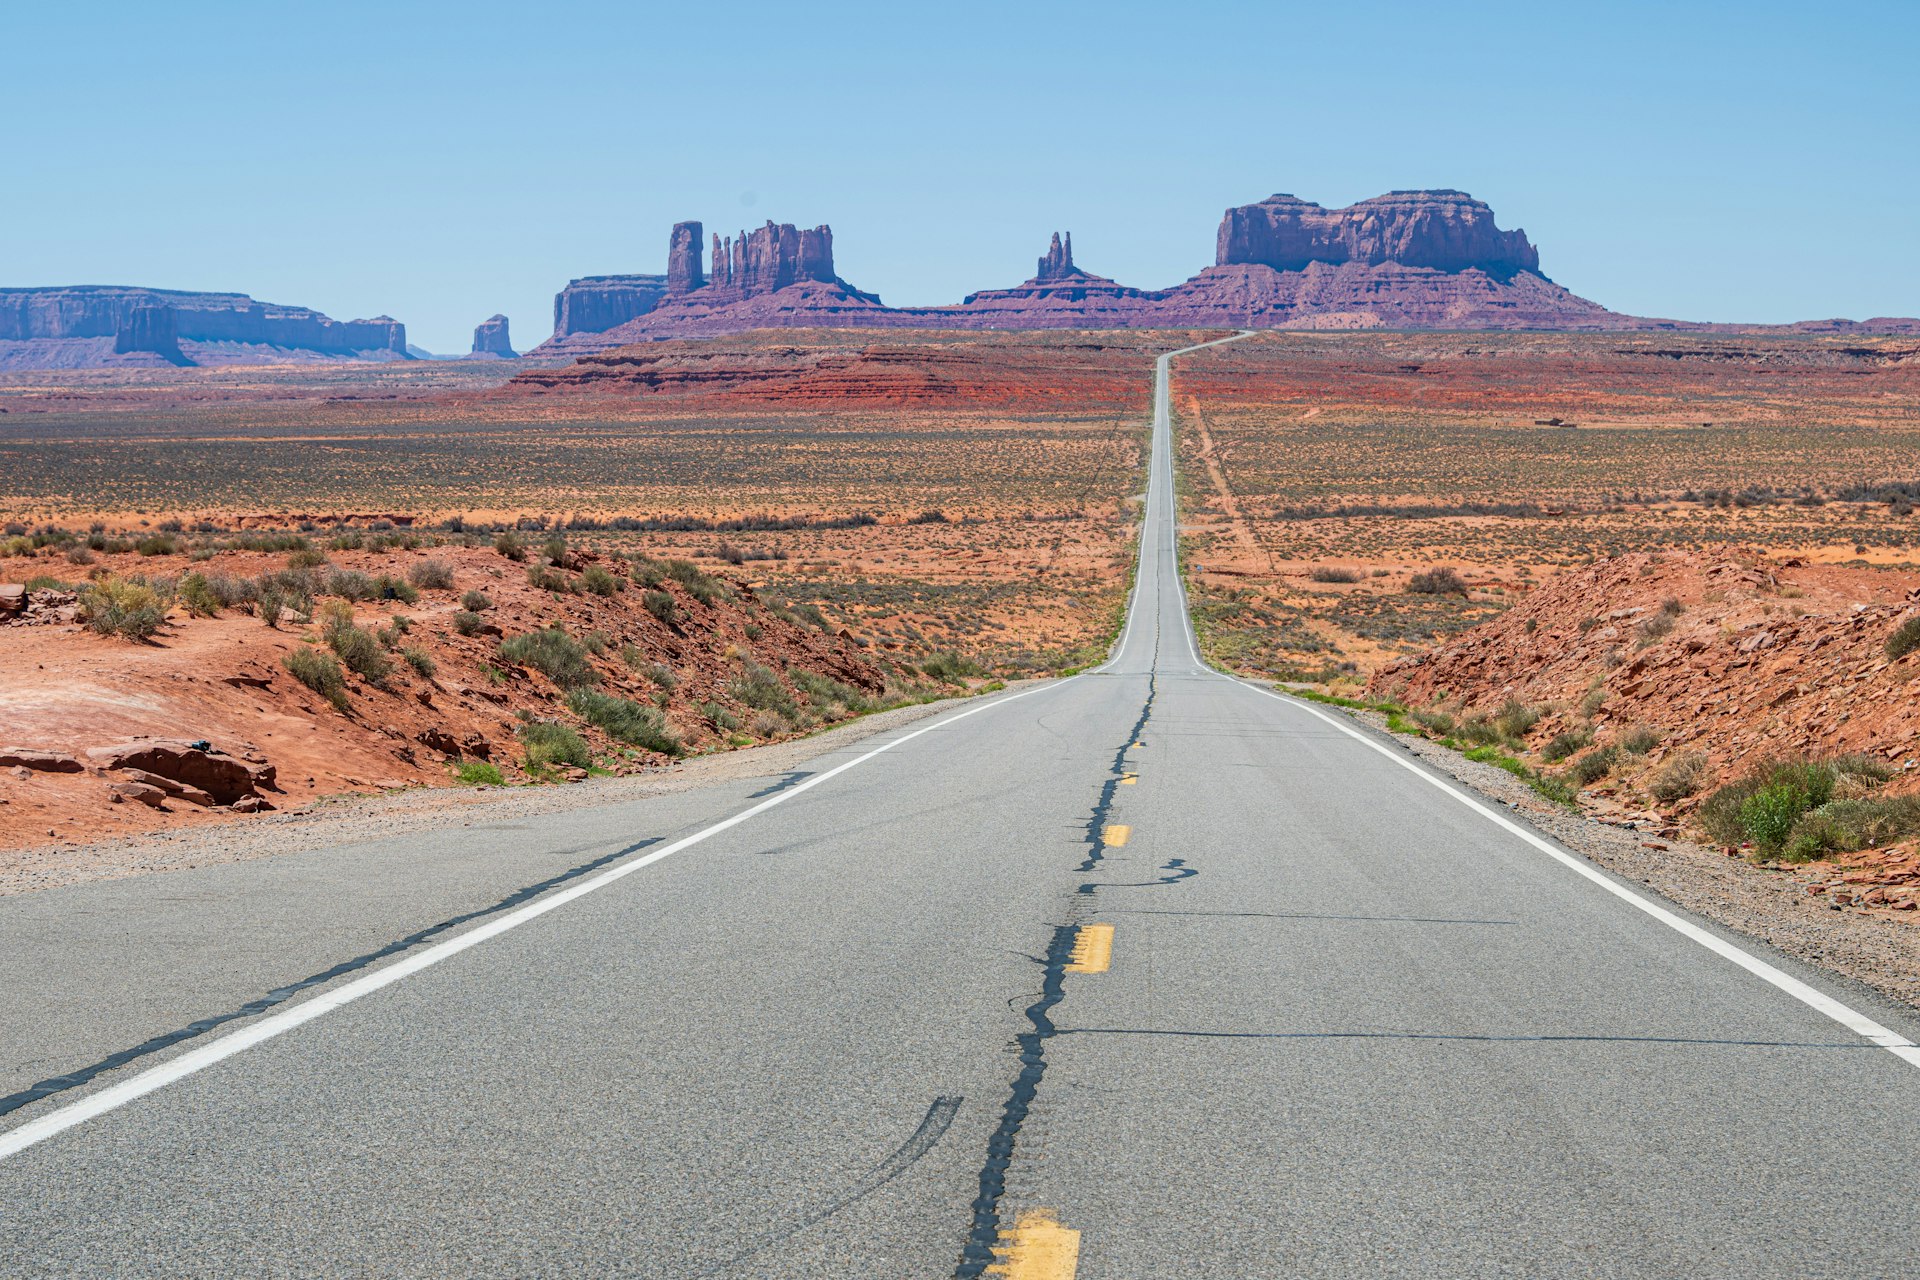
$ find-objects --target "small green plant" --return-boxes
[1492,697,1541,742]
[285,646,350,712]
[178,572,222,617]
[453,609,485,636]
[494,530,527,561]
[1541,726,1593,763]
[403,646,436,677]
[1619,725,1662,755]
[460,588,492,612]
[80,576,166,641]
[453,760,504,786]
[921,651,986,684]
[729,659,798,719]
[527,564,574,594]
[519,720,590,770]
[1887,615,1920,661]
[1408,566,1468,595]
[702,701,740,731]
[373,574,419,604]
[500,627,599,689]
[1309,566,1363,584]
[1649,751,1709,802]
[1569,745,1620,786]
[135,533,179,557]
[581,564,622,596]
[287,547,329,570]
[407,559,455,590]
[1698,759,1840,849]
[643,589,683,625]
[322,609,394,685]
[567,689,682,755]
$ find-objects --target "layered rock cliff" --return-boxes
[470,314,515,358]
[1216,190,1541,276]
[0,286,408,369]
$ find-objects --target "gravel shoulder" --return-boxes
[0,691,1001,898]
[1341,703,1920,1013]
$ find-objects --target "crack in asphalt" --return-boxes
[954,663,1191,1275]
[0,836,662,1121]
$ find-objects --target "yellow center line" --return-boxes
[1104,824,1130,847]
[1120,773,1137,785]
[1066,923,1114,974]
[986,1208,1081,1278]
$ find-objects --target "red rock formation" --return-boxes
[1037,231,1075,282]
[470,314,515,358]
[667,221,705,294]
[550,275,670,338]
[0,286,407,369]
[1216,190,1540,275]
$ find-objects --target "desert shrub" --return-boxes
[1833,753,1897,787]
[285,647,349,711]
[452,610,485,636]
[454,761,504,786]
[500,627,598,689]
[1409,708,1456,735]
[729,659,797,719]
[402,646,436,677]
[702,700,740,731]
[1782,795,1920,862]
[66,546,95,565]
[324,569,377,600]
[1455,716,1501,746]
[1569,745,1620,785]
[1493,697,1541,741]
[750,709,788,738]
[407,559,455,590]
[921,651,986,684]
[494,531,527,561]
[178,572,223,617]
[80,576,166,641]
[135,534,179,557]
[791,668,875,715]
[1649,751,1709,802]
[519,720,590,770]
[1619,725,1662,755]
[663,559,727,603]
[581,564,622,596]
[373,575,418,604]
[643,589,683,625]
[527,564,573,594]
[1309,566,1363,584]
[287,547,329,570]
[1699,759,1839,850]
[460,588,492,612]
[541,534,569,566]
[1541,726,1594,763]
[1887,616,1920,661]
[631,557,668,588]
[1408,567,1468,595]
[322,610,394,685]
[567,689,681,756]
[621,648,677,689]
[1635,600,1684,647]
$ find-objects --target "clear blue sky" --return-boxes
[9,0,1915,352]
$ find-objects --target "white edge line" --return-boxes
[0,679,1073,1161]
[1223,673,1920,1069]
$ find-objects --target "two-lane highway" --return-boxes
[4,335,1919,1277]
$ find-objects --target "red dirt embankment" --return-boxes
[1369,550,1920,779]
[0,541,893,853]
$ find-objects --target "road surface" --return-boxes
[4,336,1919,1277]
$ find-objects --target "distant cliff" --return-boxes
[0,286,408,369]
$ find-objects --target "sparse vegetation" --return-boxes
[453,760,505,786]
[1887,615,1920,661]
[407,559,455,590]
[567,689,681,756]
[285,646,350,712]
[79,576,166,641]
[519,720,590,770]
[500,627,598,689]
[1408,567,1469,596]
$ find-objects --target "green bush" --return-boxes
[179,572,223,617]
[373,574,419,604]
[322,611,394,685]
[285,647,350,711]
[1492,697,1541,742]
[1619,725,1662,755]
[494,530,527,561]
[324,568,377,600]
[459,588,492,612]
[1699,759,1842,850]
[1408,567,1468,595]
[1887,615,1920,661]
[1737,782,1811,854]
[581,564,622,596]
[287,547,329,570]
[80,576,166,641]
[519,720,590,770]
[567,689,682,755]
[1569,745,1619,785]
[791,668,875,715]
[729,658,797,719]
[1541,726,1593,763]
[403,646,436,677]
[453,760,504,786]
[135,533,179,557]
[663,559,727,603]
[1782,795,1920,862]
[500,627,598,689]
[921,651,986,684]
[453,610,485,636]
[407,559,455,590]
[643,589,682,625]
[527,564,573,594]
[702,700,740,732]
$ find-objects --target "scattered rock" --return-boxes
[86,738,273,805]
[0,584,24,614]
[107,781,169,809]
[114,767,216,807]
[0,748,84,773]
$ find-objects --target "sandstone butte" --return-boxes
[0,286,409,370]
[470,313,516,358]
[530,190,1920,356]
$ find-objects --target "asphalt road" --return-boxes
[5,335,1920,1277]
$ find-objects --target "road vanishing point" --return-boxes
[5,335,1920,1277]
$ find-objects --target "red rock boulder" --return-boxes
[85,739,275,805]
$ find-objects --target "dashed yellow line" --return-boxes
[986,1208,1081,1278]
[1104,824,1131,847]
[1066,923,1113,974]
